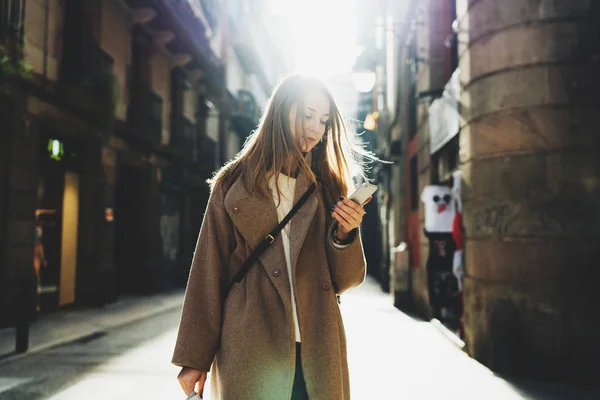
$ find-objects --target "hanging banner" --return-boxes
[429,69,461,154]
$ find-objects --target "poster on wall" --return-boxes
[429,68,461,154]
[421,185,455,233]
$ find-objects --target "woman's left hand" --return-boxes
[331,196,372,239]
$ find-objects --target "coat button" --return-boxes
[272,269,281,277]
[232,206,240,213]
[321,282,331,291]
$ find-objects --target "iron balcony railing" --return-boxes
[129,84,163,144]
[170,114,196,161]
[197,135,217,172]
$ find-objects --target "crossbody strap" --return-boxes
[227,182,317,293]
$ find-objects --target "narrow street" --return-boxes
[0,277,597,399]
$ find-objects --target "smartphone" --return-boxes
[348,183,377,205]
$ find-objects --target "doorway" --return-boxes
[115,163,153,294]
[35,135,81,311]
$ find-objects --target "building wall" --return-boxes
[1,0,226,325]
[183,87,197,124]
[223,0,290,154]
[227,131,241,160]
[227,50,246,94]
[206,106,220,143]
[457,0,600,379]
[23,0,63,81]
[0,89,37,326]
[397,0,600,380]
[150,51,173,145]
[0,0,263,324]
[385,0,412,287]
[393,0,458,317]
[99,0,131,121]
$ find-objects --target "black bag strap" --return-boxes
[227,182,317,293]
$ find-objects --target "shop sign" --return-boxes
[429,69,460,154]
[48,139,64,161]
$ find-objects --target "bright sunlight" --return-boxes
[267,0,359,76]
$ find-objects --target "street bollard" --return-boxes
[15,278,32,353]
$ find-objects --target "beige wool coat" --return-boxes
[172,158,366,400]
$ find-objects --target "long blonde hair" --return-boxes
[209,74,371,204]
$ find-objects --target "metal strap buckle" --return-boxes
[266,234,274,244]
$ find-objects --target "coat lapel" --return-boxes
[223,176,291,307]
[222,153,320,307]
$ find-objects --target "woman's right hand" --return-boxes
[177,367,207,397]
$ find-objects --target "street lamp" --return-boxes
[352,69,377,93]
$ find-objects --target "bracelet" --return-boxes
[333,228,352,246]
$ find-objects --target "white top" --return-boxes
[420,185,455,233]
[268,173,302,342]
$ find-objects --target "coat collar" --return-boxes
[223,152,320,305]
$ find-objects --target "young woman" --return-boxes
[173,74,373,400]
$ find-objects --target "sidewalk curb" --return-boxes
[429,318,466,352]
[0,298,183,366]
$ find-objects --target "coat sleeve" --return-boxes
[171,186,234,372]
[325,221,367,295]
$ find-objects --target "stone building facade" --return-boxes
[391,0,600,379]
[0,0,283,327]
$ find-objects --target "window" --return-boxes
[432,134,459,184]
[60,0,85,82]
[131,26,152,87]
[170,67,186,140]
[409,155,419,211]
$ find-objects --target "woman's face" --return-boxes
[290,89,331,152]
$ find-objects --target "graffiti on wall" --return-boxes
[473,203,517,237]
[472,199,600,238]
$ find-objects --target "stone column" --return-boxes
[458,0,600,379]
[0,88,37,327]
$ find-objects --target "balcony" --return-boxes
[81,39,115,80]
[199,0,218,30]
[170,114,196,161]
[128,84,163,144]
[160,0,223,83]
[79,38,116,107]
[53,36,117,129]
[125,0,224,95]
[171,113,217,174]
[230,90,259,138]
[197,135,217,172]
[0,0,25,40]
